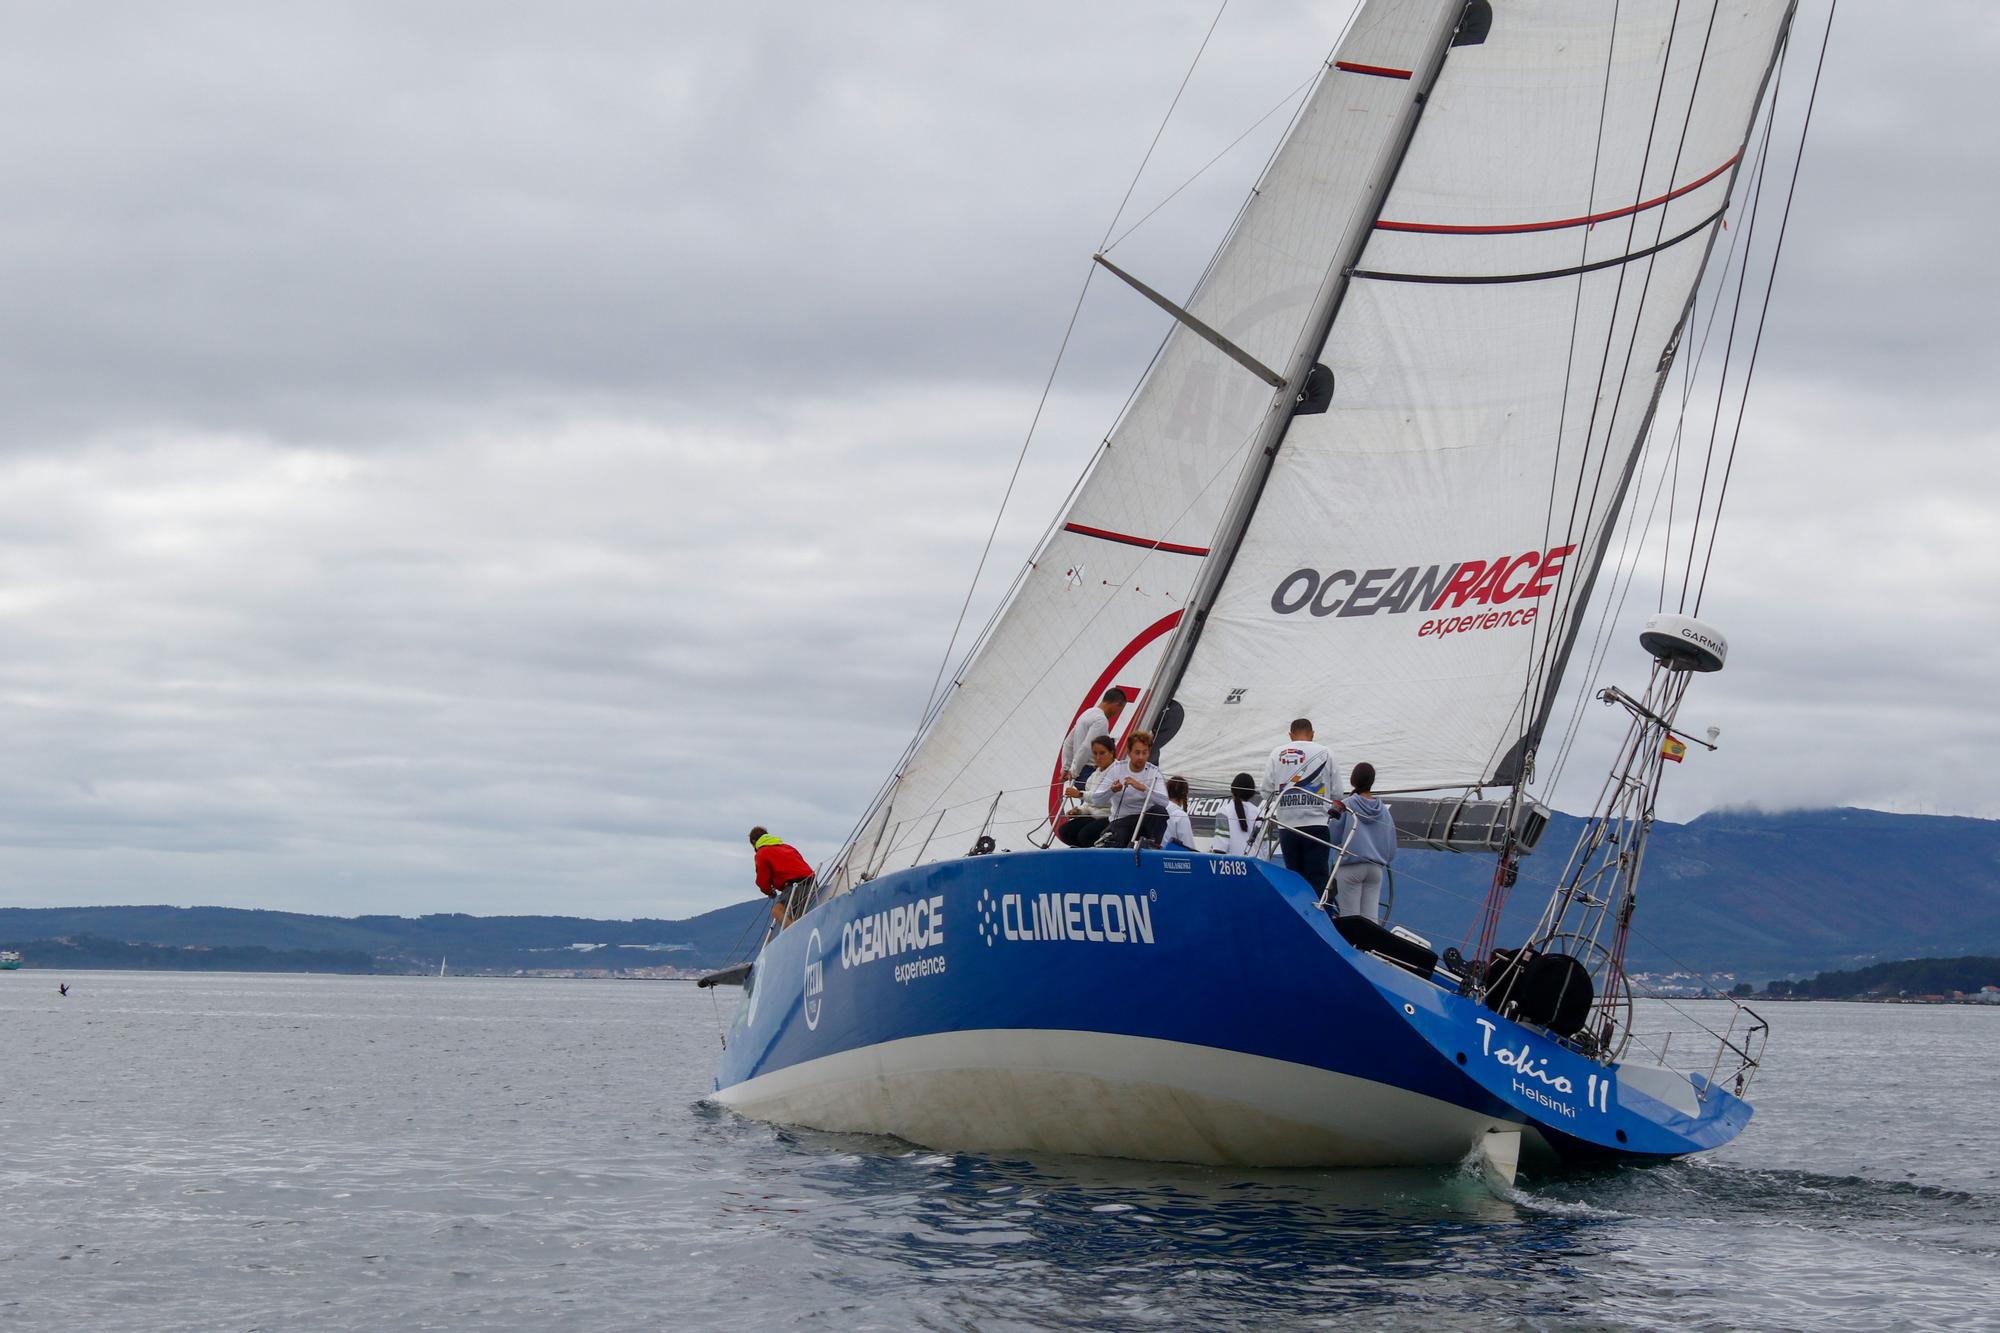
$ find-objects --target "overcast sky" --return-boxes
[1,1,1993,921]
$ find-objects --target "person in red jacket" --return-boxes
[750,826,815,928]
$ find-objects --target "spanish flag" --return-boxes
[1661,735,1687,764]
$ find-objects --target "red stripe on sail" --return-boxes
[1334,60,1413,79]
[1063,523,1210,558]
[1047,610,1183,819]
[1376,153,1741,236]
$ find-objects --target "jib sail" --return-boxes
[1155,0,1796,793]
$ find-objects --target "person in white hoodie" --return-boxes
[1329,762,1396,921]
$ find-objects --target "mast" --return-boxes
[1137,0,1474,740]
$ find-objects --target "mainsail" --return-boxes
[839,4,1470,883]
[1156,0,1796,794]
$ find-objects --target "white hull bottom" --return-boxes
[712,1028,1522,1168]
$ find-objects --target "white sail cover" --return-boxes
[838,4,1467,883]
[1163,0,1794,792]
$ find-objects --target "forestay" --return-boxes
[1162,0,1795,794]
[834,4,1468,886]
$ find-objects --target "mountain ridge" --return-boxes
[3,806,1995,980]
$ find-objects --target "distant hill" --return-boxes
[0,900,767,976]
[3,808,1995,979]
[1752,955,2000,1000]
[1388,807,2000,980]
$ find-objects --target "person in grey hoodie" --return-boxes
[1329,762,1395,921]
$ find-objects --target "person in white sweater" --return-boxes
[1161,775,1197,851]
[1262,718,1336,890]
[1055,736,1120,847]
[1060,687,1128,786]
[1095,730,1168,848]
[1215,772,1264,856]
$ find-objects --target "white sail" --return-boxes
[840,3,1469,883]
[1161,0,1794,794]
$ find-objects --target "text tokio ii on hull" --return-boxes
[700,0,1826,1180]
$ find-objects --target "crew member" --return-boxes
[1097,729,1168,848]
[1216,772,1263,856]
[1263,718,1335,891]
[1056,736,1120,847]
[1061,687,1127,787]
[749,826,815,929]
[1329,762,1396,921]
[1161,775,1197,851]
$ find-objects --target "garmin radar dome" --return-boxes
[1639,614,1728,674]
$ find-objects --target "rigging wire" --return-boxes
[1521,0,1716,771]
[871,421,1264,856]
[1661,292,1693,612]
[1512,0,1698,783]
[911,0,1236,738]
[1544,58,1787,793]
[826,12,1344,880]
[1099,0,1233,251]
[895,4,1357,766]
[899,44,1327,755]
[1103,71,1318,255]
[1500,0,1627,790]
[912,261,1100,732]
[1693,0,1839,615]
[1675,133,1779,607]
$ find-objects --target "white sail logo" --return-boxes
[976,888,1156,946]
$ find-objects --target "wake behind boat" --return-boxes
[704,0,1818,1178]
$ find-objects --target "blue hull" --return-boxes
[713,851,1750,1168]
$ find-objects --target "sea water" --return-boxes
[1,971,1994,1330]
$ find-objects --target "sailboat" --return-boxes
[706,0,1810,1177]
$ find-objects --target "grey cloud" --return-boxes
[0,0,1993,919]
[0,2,1326,442]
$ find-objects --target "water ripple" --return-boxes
[1,975,1994,1330]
